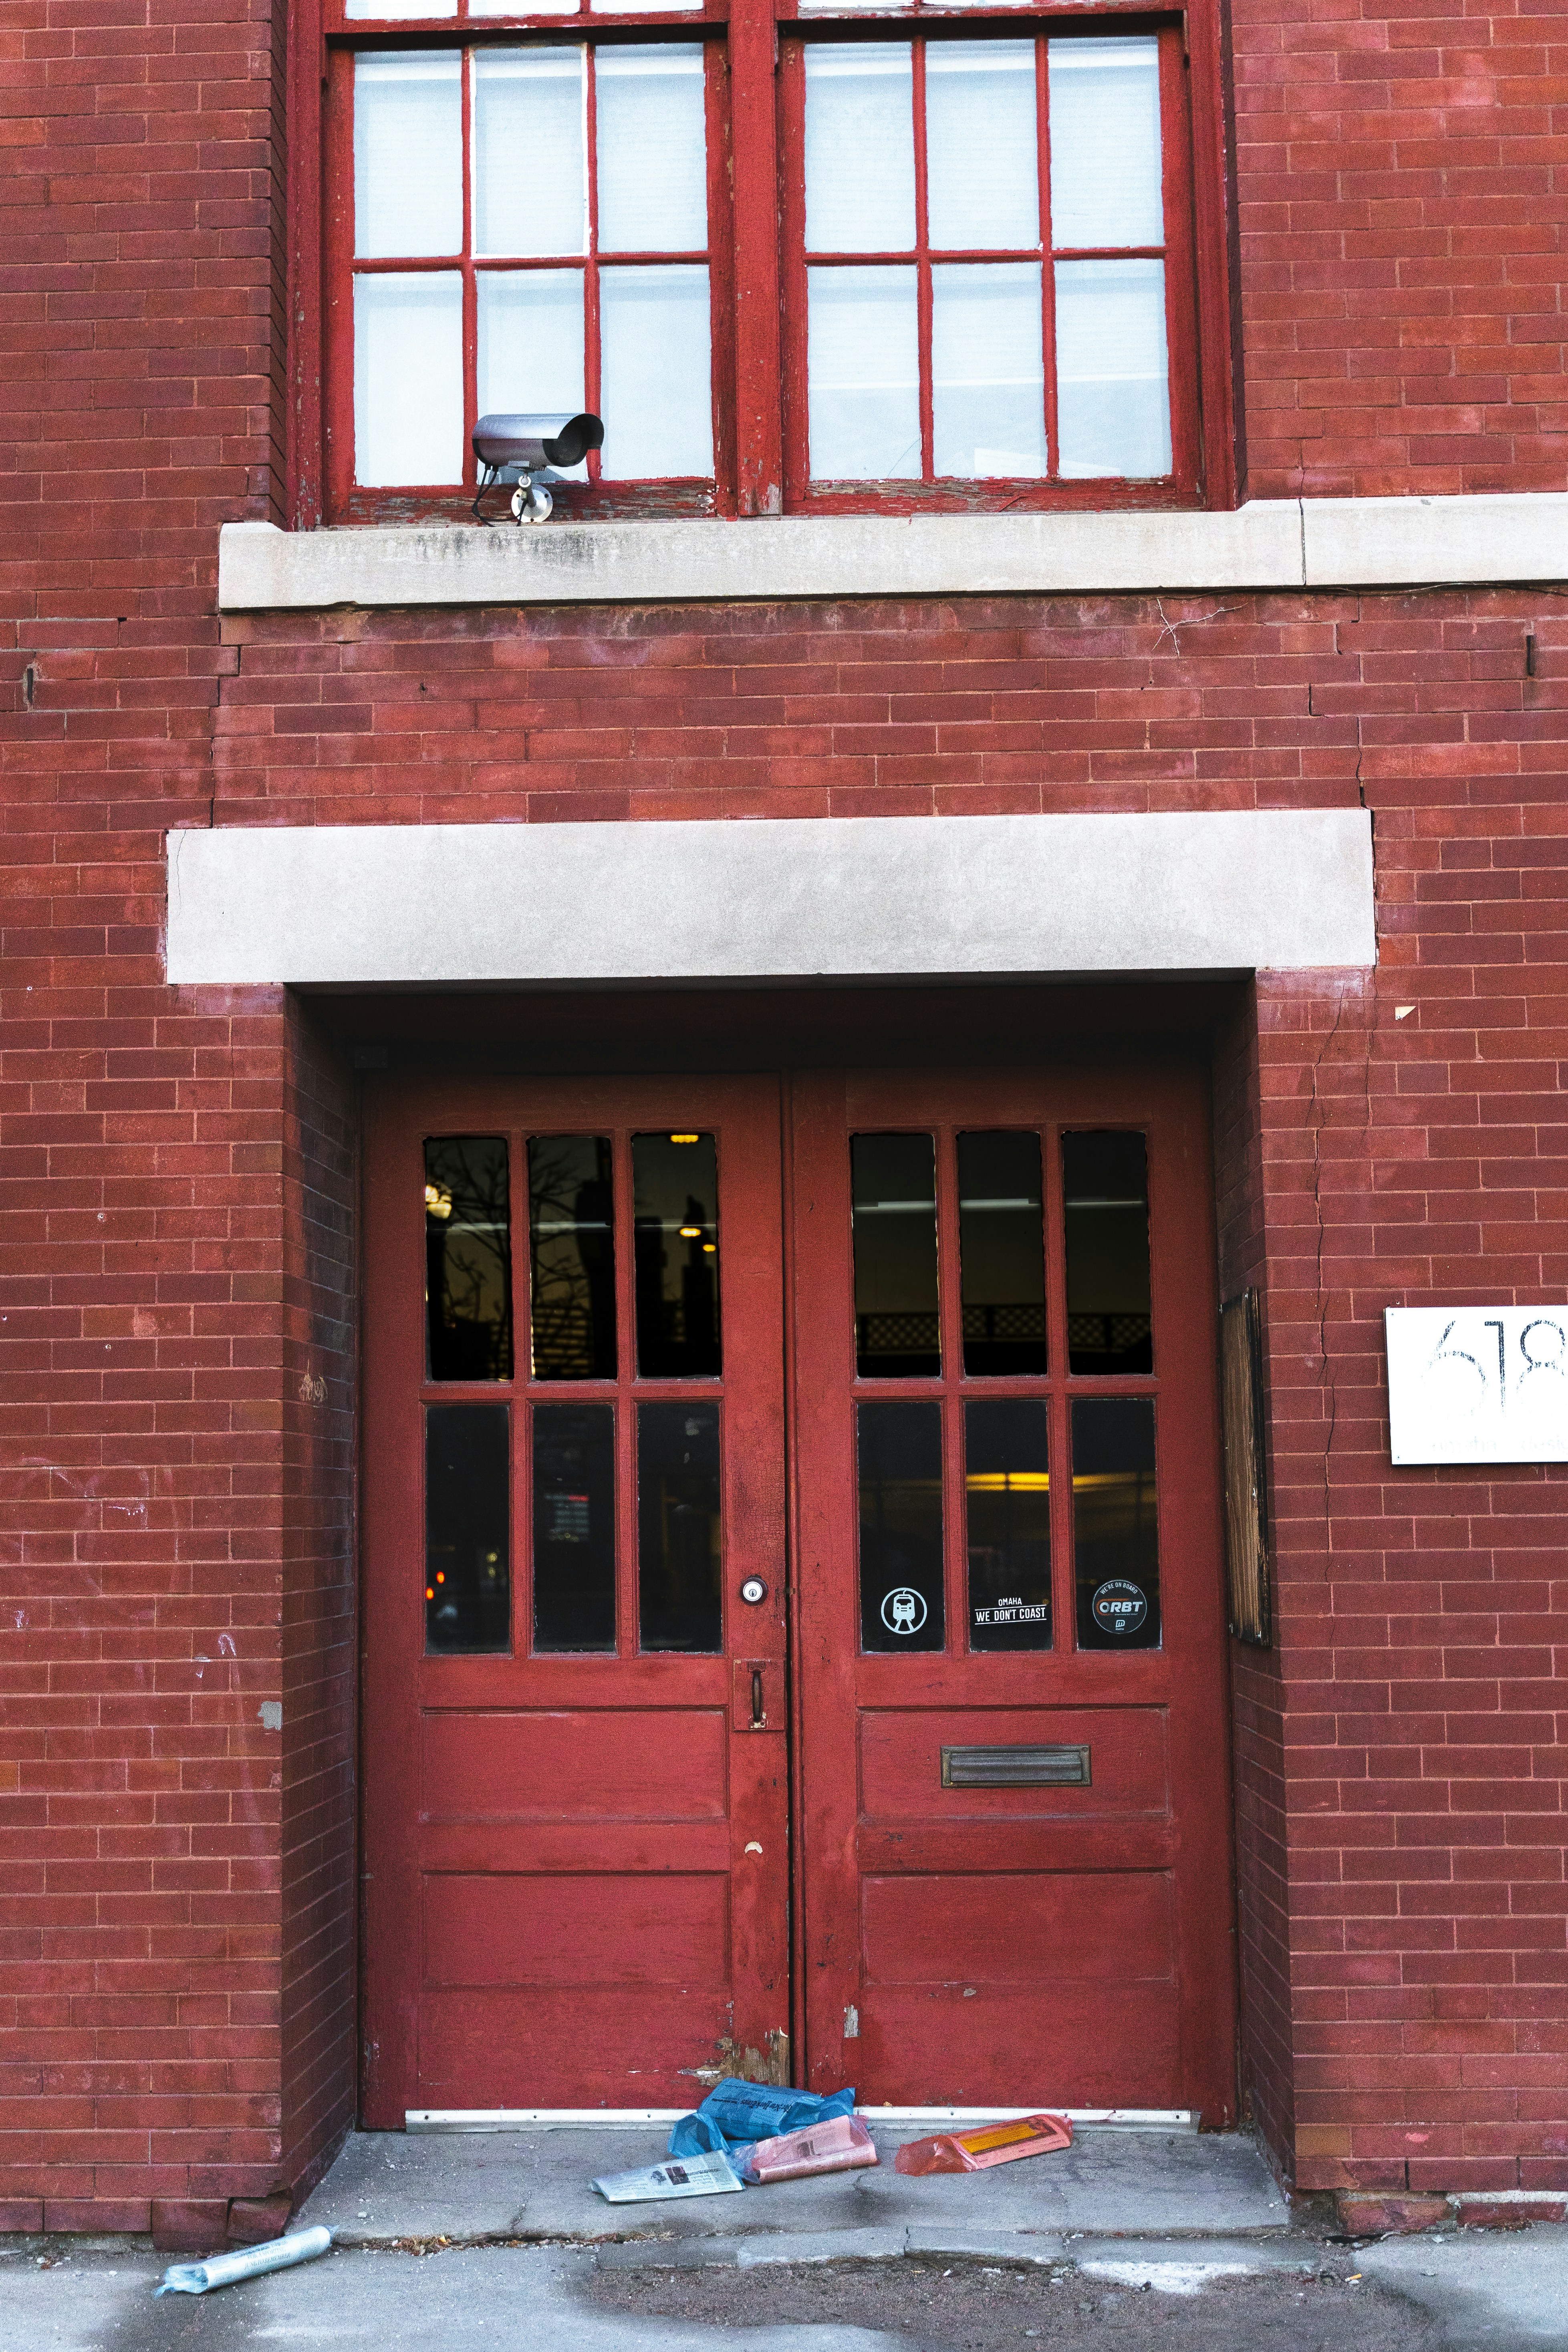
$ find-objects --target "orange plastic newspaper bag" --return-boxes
[893,2113,1073,2177]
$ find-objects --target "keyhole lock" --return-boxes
[739,1576,768,1605]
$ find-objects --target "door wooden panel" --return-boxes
[788,1066,1235,2121]
[361,1075,790,2122]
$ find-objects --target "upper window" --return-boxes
[320,0,1215,520]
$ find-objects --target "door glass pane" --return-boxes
[932,263,1046,481]
[532,1402,616,1651]
[638,1402,721,1652]
[354,273,464,487]
[632,1132,721,1379]
[474,48,587,258]
[804,45,915,255]
[477,272,589,481]
[925,42,1039,252]
[1072,1397,1159,1649]
[425,1137,514,1381]
[858,1400,944,1652]
[965,1399,1051,1651]
[1063,1131,1152,1373]
[808,266,921,480]
[596,46,707,253]
[354,52,462,258]
[1054,258,1171,480]
[598,265,713,478]
[528,1136,616,1381]
[852,1133,939,1377]
[957,1131,1046,1375]
[425,1405,510,1653]
[1047,37,1163,251]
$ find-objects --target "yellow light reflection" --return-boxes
[669,1133,699,1144]
[424,1183,453,1220]
[679,1225,702,1239]
[965,1471,1051,1491]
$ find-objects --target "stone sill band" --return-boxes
[164,810,1377,988]
[219,494,1568,611]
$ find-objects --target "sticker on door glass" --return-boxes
[880,1584,929,1637]
[1089,1578,1148,1637]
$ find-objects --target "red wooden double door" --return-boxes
[362,1064,1235,2125]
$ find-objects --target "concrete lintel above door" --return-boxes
[163,809,1376,988]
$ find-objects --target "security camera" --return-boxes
[471,412,605,524]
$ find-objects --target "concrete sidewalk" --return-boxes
[294,2119,1290,2253]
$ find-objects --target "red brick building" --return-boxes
[5,0,1568,2247]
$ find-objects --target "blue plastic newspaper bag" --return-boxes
[669,2078,857,2158]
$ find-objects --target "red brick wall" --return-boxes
[1233,0,1568,497]
[5,0,1568,2233]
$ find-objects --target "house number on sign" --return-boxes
[1385,1306,1568,1464]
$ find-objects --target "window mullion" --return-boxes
[1037,36,1058,483]
[728,0,784,514]
[462,46,477,488]
[584,41,601,486]
[913,38,933,484]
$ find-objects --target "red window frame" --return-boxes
[288,0,1239,525]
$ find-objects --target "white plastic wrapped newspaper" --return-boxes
[592,2150,742,2204]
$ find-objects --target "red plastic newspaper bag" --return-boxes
[738,2114,879,2184]
[893,2113,1073,2176]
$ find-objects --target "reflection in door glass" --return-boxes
[638,1402,721,1653]
[532,1402,616,1651]
[1072,1397,1160,1649]
[425,1137,514,1382]
[852,1134,940,1377]
[425,1404,510,1653]
[858,1400,944,1651]
[632,1133,722,1379]
[957,1131,1048,1376]
[965,1399,1051,1650]
[528,1136,617,1381]
[1063,1131,1153,1373]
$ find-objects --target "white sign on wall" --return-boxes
[1385,1307,1568,1465]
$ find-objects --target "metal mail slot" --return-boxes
[941,1743,1091,1789]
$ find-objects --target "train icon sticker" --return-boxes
[881,1586,928,1636]
[1090,1578,1148,1636]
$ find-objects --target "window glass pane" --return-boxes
[473,0,574,14]
[808,266,920,480]
[354,272,464,486]
[349,0,455,15]
[426,1405,510,1654]
[474,49,587,258]
[1072,1397,1159,1650]
[638,1402,721,1652]
[591,0,692,12]
[965,1400,1051,1651]
[1054,258,1170,480]
[932,263,1045,479]
[804,45,915,254]
[1048,37,1163,250]
[852,1133,939,1378]
[528,1136,617,1381]
[859,1401,944,1652]
[596,46,707,253]
[532,1402,617,1651]
[425,1137,514,1382]
[632,1132,721,1379]
[477,272,589,481]
[354,52,462,258]
[957,1131,1046,1375]
[599,265,713,477]
[1063,1131,1152,1374]
[926,42,1039,252]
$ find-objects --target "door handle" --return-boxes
[734,1658,775,1731]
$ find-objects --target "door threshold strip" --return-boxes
[406,2106,1197,2133]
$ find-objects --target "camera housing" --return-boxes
[471,412,606,523]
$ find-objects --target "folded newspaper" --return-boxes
[592,2149,744,2204]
